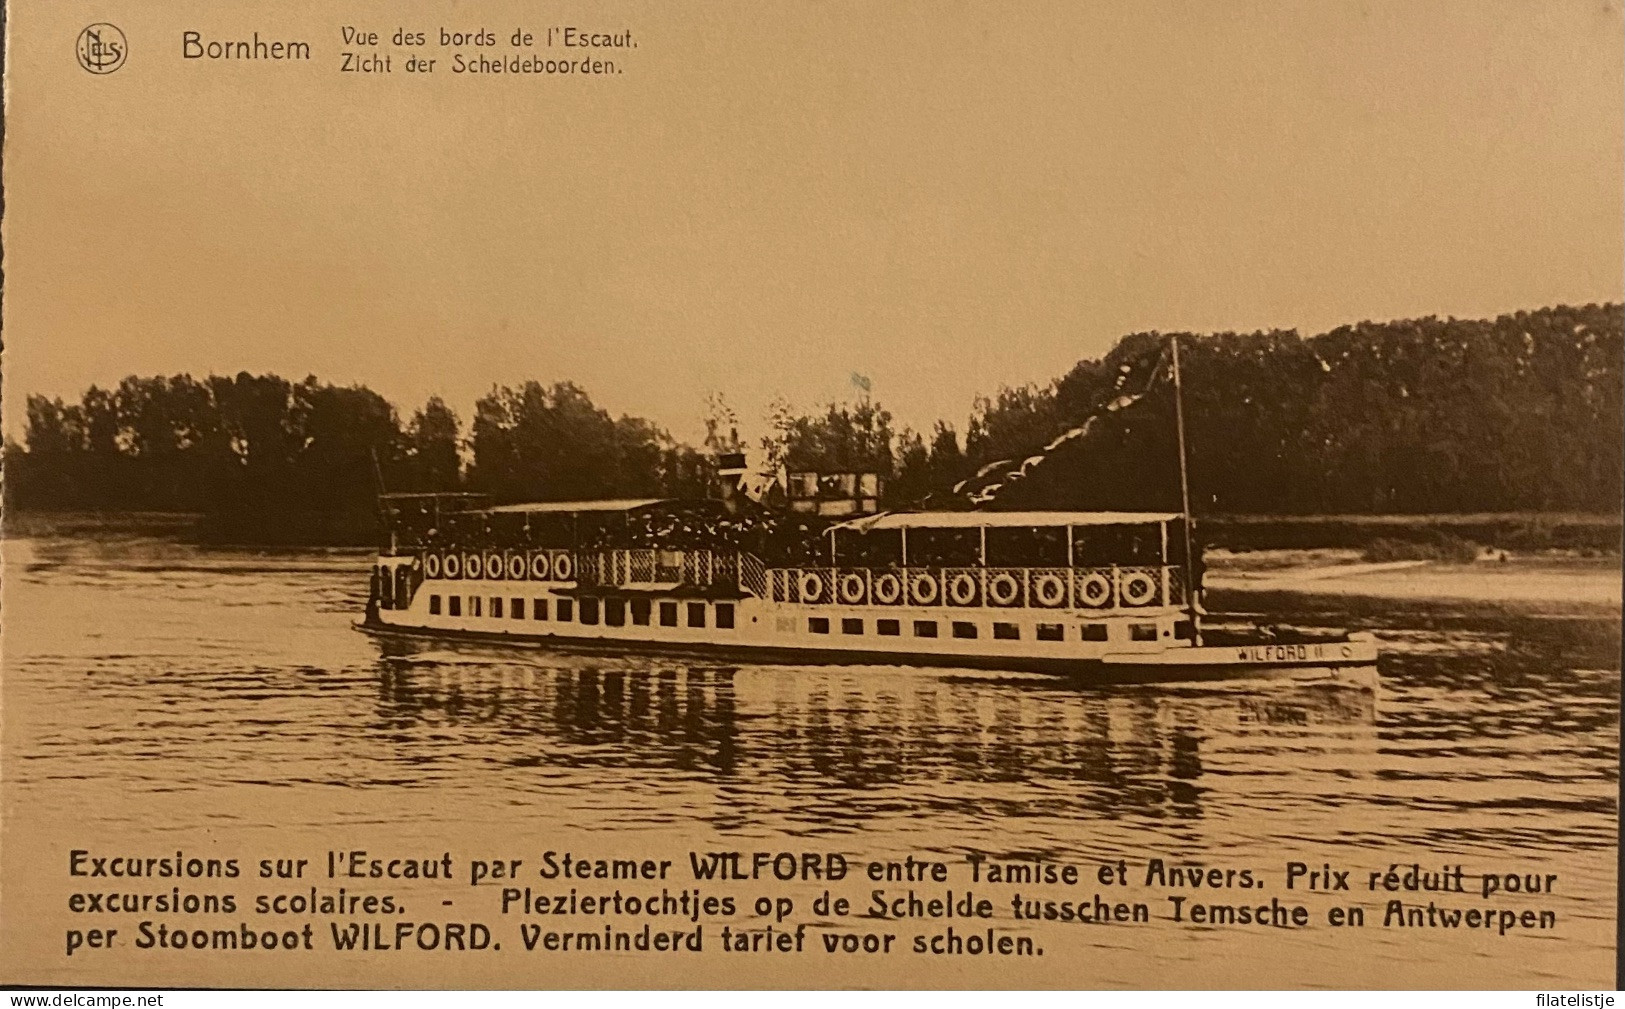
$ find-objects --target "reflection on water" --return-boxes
[2,527,1618,986]
[367,649,1379,829]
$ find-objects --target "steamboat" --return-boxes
[358,339,1378,682]
[359,490,1371,679]
[359,479,1376,683]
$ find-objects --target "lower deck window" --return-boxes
[1131,623,1158,641]
[715,603,735,629]
[841,618,864,635]
[877,619,900,636]
[808,617,830,634]
[511,597,524,620]
[659,602,678,627]
[580,598,601,625]
[1081,623,1108,642]
[687,602,706,628]
[913,620,938,638]
[449,596,462,617]
[533,598,548,620]
[631,599,652,626]
[429,594,442,615]
[605,597,626,626]
[557,598,574,622]
[993,622,1020,640]
[470,596,482,617]
[491,597,504,619]
[1036,623,1064,642]
[1174,620,1194,640]
[952,621,978,640]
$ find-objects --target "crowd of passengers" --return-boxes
[383,499,1186,570]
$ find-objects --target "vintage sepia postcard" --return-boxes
[2,0,1621,992]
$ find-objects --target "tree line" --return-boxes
[4,375,718,541]
[5,303,1619,543]
[939,302,1623,515]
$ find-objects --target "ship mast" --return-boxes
[1169,334,1201,643]
[370,447,396,554]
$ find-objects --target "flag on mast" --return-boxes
[954,345,1169,505]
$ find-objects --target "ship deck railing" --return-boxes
[763,564,1187,610]
[576,548,741,590]
[406,545,743,590]
[397,545,1186,611]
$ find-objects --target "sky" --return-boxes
[5,0,1622,446]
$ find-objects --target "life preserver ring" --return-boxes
[839,572,867,604]
[872,572,903,605]
[1078,571,1111,607]
[506,553,527,580]
[485,553,504,580]
[443,553,461,579]
[798,571,825,603]
[461,553,481,579]
[910,572,939,605]
[1034,572,1067,607]
[424,553,442,578]
[1122,571,1158,606]
[529,551,550,581]
[552,552,574,582]
[948,572,979,606]
[988,572,1021,607]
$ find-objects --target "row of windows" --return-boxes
[427,594,735,630]
[422,592,1177,644]
[804,617,1171,642]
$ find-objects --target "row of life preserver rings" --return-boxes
[787,569,1160,608]
[422,549,574,582]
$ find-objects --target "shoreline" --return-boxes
[1205,549,1620,610]
[4,511,1619,611]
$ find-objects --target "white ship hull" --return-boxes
[362,568,1374,684]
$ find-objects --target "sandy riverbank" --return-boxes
[1204,549,1620,609]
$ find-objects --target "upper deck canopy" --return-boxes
[378,492,490,500]
[487,499,674,514]
[829,510,1180,535]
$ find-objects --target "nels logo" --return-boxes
[76,23,127,74]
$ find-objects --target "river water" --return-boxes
[2,523,1618,988]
